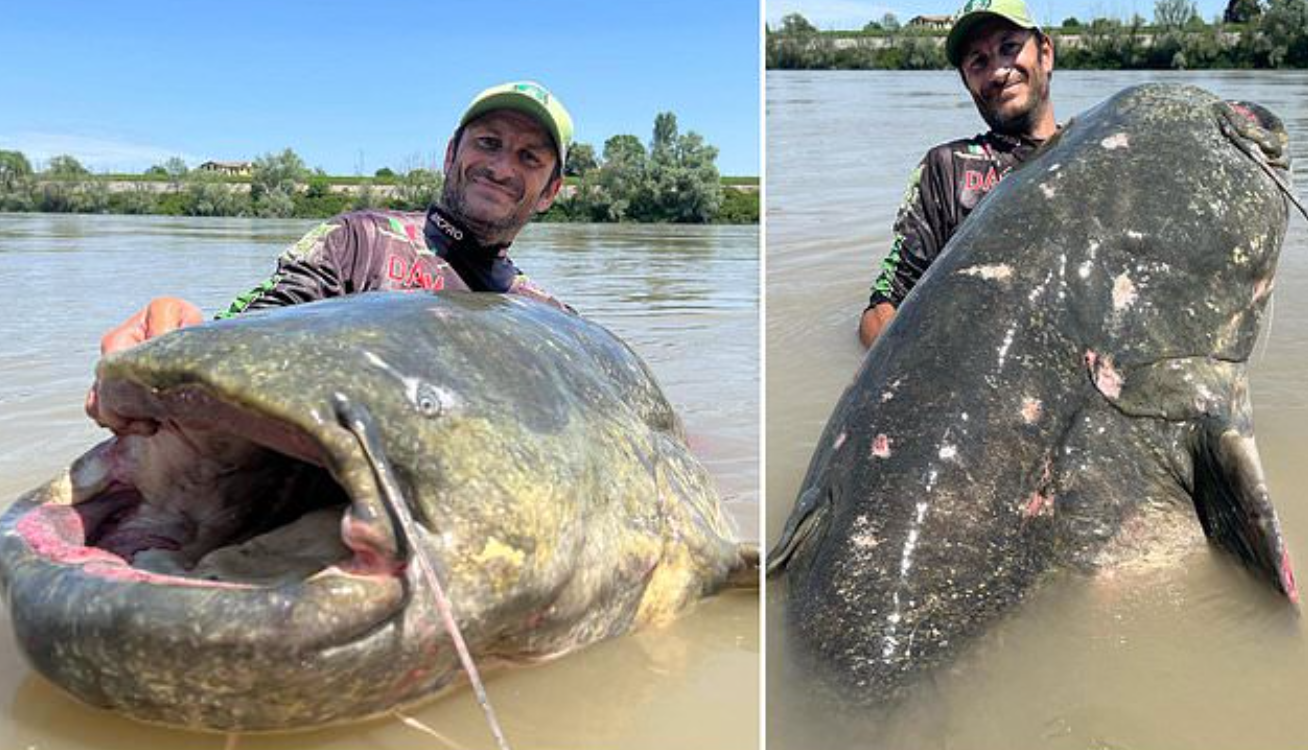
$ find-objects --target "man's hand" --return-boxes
[85,297,204,434]
[858,303,897,349]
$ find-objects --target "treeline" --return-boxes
[0,112,758,224]
[767,0,1308,69]
[0,150,442,219]
[543,113,754,223]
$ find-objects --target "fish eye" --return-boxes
[414,383,444,418]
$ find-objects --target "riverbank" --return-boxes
[0,175,759,224]
[767,13,1308,70]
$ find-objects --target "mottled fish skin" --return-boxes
[770,84,1295,701]
[0,292,750,731]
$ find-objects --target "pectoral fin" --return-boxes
[1192,417,1298,602]
[766,486,831,578]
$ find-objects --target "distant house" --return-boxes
[198,160,253,176]
[908,14,953,29]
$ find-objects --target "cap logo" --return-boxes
[961,0,992,13]
[513,83,551,106]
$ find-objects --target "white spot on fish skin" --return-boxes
[997,325,1017,369]
[872,434,892,459]
[939,445,958,460]
[1233,245,1249,265]
[833,432,847,451]
[1126,230,1144,241]
[1027,270,1053,303]
[959,264,1014,281]
[1253,277,1274,303]
[883,499,930,659]
[1078,260,1093,280]
[1112,273,1138,311]
[1041,183,1058,198]
[1021,398,1043,424]
[1101,133,1130,150]
[881,378,903,402]
[1048,163,1061,172]
[850,514,879,549]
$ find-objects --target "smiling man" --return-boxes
[88,80,574,433]
[858,0,1057,347]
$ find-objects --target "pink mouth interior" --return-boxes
[17,380,391,588]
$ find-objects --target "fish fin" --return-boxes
[1191,417,1298,602]
[725,543,760,589]
[766,487,831,578]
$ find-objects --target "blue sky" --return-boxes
[767,0,1233,29]
[0,0,761,176]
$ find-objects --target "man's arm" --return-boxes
[217,219,353,318]
[860,151,953,348]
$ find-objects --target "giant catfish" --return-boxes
[769,84,1300,700]
[0,292,754,731]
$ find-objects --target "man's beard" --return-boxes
[974,67,1051,137]
[440,172,531,246]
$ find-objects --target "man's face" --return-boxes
[442,109,562,244]
[959,18,1054,136]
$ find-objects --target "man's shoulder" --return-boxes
[921,134,994,165]
[328,208,427,230]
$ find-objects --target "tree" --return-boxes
[393,168,443,211]
[588,134,647,221]
[250,148,309,218]
[164,157,188,179]
[641,112,722,223]
[145,165,168,177]
[882,13,902,31]
[863,20,884,32]
[184,171,248,216]
[1257,0,1308,65]
[46,154,89,177]
[1061,16,1082,27]
[1156,0,1200,27]
[564,142,598,176]
[1224,0,1263,22]
[778,12,817,35]
[374,167,395,179]
[0,150,33,192]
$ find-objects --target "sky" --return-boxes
[767,0,1233,30]
[0,0,761,176]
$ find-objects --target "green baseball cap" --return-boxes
[459,81,574,168]
[945,0,1041,67]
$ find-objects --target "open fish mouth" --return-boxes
[14,375,406,596]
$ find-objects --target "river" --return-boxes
[0,215,759,750]
[767,70,1308,749]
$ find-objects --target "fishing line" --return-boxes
[334,393,513,750]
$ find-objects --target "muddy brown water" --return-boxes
[767,70,1308,749]
[0,215,759,749]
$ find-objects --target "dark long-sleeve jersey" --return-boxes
[217,203,569,318]
[867,131,1044,310]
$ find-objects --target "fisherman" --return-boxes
[88,80,573,433]
[859,0,1058,347]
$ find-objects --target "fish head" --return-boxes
[0,292,667,729]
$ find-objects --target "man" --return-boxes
[88,80,573,434]
[859,0,1057,348]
